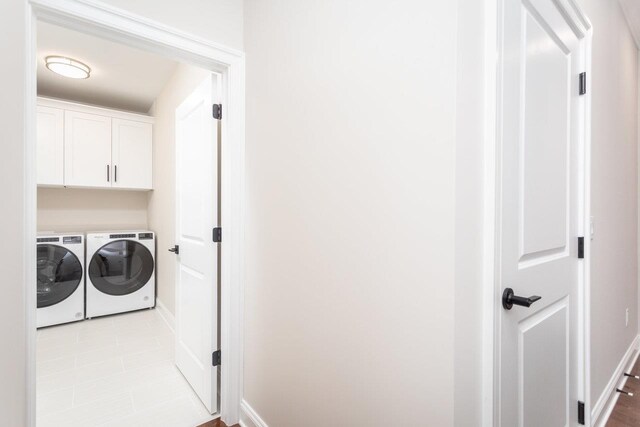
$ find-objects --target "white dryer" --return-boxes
[86,231,155,318]
[37,233,85,328]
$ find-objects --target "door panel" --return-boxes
[499,0,584,425]
[112,119,153,189]
[174,75,219,414]
[520,300,569,427]
[36,106,64,186]
[521,8,570,261]
[64,111,112,188]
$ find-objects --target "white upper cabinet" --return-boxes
[112,119,152,190]
[64,111,112,188]
[36,106,64,186]
[37,98,154,190]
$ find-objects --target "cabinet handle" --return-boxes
[107,164,110,182]
[115,165,117,182]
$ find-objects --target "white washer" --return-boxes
[37,233,85,328]
[86,231,155,318]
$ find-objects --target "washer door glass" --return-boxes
[37,244,83,308]
[89,240,154,296]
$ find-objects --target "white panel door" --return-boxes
[174,75,219,414]
[64,111,112,188]
[112,119,153,190]
[499,0,584,426]
[36,106,64,186]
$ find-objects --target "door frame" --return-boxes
[24,0,246,425]
[483,0,593,425]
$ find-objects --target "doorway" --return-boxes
[36,22,220,426]
[26,2,245,426]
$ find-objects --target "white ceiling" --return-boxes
[37,22,179,113]
[619,0,640,48]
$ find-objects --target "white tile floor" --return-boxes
[36,308,215,427]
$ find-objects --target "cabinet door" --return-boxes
[112,119,152,190]
[64,111,112,188]
[36,106,64,186]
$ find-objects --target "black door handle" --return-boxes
[168,245,179,255]
[502,288,541,310]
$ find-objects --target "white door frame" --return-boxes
[24,0,246,425]
[483,0,592,425]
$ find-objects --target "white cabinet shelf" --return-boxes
[37,97,154,190]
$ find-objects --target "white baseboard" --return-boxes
[240,400,268,427]
[591,334,640,426]
[155,299,175,332]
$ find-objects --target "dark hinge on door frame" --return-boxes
[579,72,587,95]
[212,350,221,366]
[212,227,222,243]
[578,237,584,259]
[212,104,222,120]
[578,401,585,425]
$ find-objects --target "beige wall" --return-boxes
[579,0,640,406]
[0,0,29,424]
[37,188,148,232]
[100,0,243,51]
[243,1,457,425]
[147,63,210,315]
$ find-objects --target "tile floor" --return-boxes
[36,308,215,427]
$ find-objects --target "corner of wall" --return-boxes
[591,335,640,426]
[240,400,268,427]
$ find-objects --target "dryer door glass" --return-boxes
[37,245,83,308]
[89,240,154,296]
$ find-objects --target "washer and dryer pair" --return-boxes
[36,231,156,328]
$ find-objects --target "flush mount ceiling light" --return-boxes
[45,56,91,79]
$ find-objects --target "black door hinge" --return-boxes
[212,227,222,243]
[578,237,584,259]
[579,72,586,95]
[578,401,585,425]
[212,104,222,120]
[212,350,221,366]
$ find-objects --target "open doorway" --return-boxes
[35,20,224,426]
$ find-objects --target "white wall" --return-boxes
[243,1,457,425]
[578,0,640,408]
[0,0,29,424]
[99,0,243,51]
[147,63,210,315]
[37,188,148,232]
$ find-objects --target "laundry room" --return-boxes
[35,21,222,427]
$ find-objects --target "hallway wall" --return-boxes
[99,0,243,51]
[243,1,457,425]
[579,0,640,409]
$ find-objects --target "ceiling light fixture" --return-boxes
[45,56,91,79]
